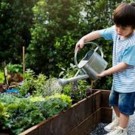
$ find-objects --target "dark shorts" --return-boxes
[109,90,135,115]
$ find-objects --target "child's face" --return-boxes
[115,25,134,38]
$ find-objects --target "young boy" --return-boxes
[75,3,135,135]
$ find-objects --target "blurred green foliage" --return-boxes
[0,0,38,64]
[0,70,4,83]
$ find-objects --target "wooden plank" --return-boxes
[68,107,112,135]
[100,90,111,107]
[100,107,112,123]
[90,89,111,107]
[68,108,101,135]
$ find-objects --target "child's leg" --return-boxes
[113,105,120,117]
[105,92,135,134]
[104,91,120,132]
[112,95,130,129]
[105,110,129,135]
[119,112,129,128]
[113,106,129,128]
[104,106,120,132]
[118,92,135,129]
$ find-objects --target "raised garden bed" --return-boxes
[17,89,112,135]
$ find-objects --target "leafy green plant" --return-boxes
[0,92,72,134]
[63,80,90,103]
[6,64,23,74]
[18,69,63,97]
[31,93,72,118]
[18,69,49,96]
[1,96,44,134]
[17,69,36,96]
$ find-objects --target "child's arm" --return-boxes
[75,31,101,51]
[97,62,128,77]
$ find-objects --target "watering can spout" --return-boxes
[58,78,68,86]
[58,74,89,86]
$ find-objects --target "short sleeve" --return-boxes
[97,26,114,40]
[122,45,135,66]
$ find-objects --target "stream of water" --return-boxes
[42,78,63,96]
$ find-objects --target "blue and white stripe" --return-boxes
[98,26,135,93]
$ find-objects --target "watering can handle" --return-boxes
[74,42,104,68]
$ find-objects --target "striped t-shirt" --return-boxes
[98,25,135,93]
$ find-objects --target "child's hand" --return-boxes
[75,39,85,51]
[96,71,107,78]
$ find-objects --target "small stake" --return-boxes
[22,46,25,75]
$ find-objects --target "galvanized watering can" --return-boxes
[58,42,108,86]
